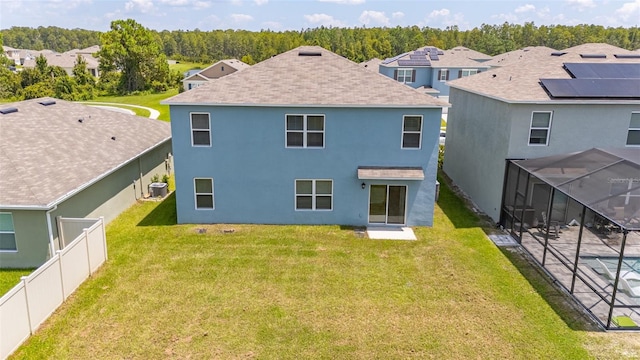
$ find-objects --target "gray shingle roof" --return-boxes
[0,98,171,208]
[164,46,449,107]
[448,43,640,102]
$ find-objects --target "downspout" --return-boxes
[46,205,58,258]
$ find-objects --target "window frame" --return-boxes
[401,115,423,150]
[396,68,415,83]
[528,111,553,146]
[460,69,478,78]
[626,112,640,147]
[0,212,17,252]
[285,114,325,149]
[190,112,211,147]
[438,69,449,82]
[294,179,333,211]
[193,178,215,210]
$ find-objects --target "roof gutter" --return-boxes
[161,102,451,109]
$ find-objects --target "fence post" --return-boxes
[100,217,107,262]
[84,228,92,274]
[57,250,66,301]
[20,276,34,334]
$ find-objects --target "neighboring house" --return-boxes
[378,46,491,104]
[164,46,448,227]
[23,52,100,77]
[483,46,558,68]
[0,98,172,268]
[442,43,640,224]
[2,46,21,65]
[360,57,382,71]
[182,59,250,91]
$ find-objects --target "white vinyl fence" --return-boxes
[0,217,107,360]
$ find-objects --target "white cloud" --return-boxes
[230,13,254,22]
[255,0,268,5]
[392,11,404,20]
[318,0,365,4]
[428,8,450,18]
[492,13,518,22]
[515,4,535,13]
[615,0,640,21]
[262,21,282,29]
[566,0,596,11]
[125,0,155,13]
[304,13,347,27]
[359,10,389,26]
[193,1,211,9]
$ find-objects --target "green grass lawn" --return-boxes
[94,89,178,121]
[10,179,640,359]
[0,269,33,296]
[169,61,209,74]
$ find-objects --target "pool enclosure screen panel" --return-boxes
[369,185,407,225]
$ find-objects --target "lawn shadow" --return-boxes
[497,244,601,332]
[137,192,178,226]
[436,172,484,229]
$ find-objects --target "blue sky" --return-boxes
[1,0,638,32]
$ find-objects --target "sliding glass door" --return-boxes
[369,185,407,225]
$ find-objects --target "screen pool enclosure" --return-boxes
[500,148,640,330]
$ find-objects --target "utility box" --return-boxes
[149,182,168,198]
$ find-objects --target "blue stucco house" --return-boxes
[378,46,491,103]
[163,46,448,226]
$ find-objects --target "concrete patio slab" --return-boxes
[367,226,417,240]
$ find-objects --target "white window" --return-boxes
[286,114,325,148]
[194,178,214,209]
[396,68,414,83]
[402,115,422,149]
[438,69,449,81]
[626,112,640,146]
[0,213,17,251]
[459,69,478,77]
[190,113,211,147]
[295,180,333,211]
[528,112,552,146]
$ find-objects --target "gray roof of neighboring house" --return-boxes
[448,43,640,103]
[360,58,382,71]
[183,59,250,81]
[23,53,99,69]
[165,46,449,107]
[0,98,171,208]
[484,46,558,67]
[381,46,492,69]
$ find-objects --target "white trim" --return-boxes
[190,112,211,147]
[528,111,553,146]
[460,69,479,77]
[438,69,448,82]
[401,115,423,150]
[285,114,326,149]
[294,179,333,211]
[397,68,414,83]
[193,178,215,210]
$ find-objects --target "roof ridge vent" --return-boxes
[551,51,567,56]
[38,99,56,106]
[0,107,18,115]
[580,53,606,59]
[614,54,640,59]
[298,51,322,57]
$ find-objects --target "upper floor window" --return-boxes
[194,178,214,209]
[438,69,449,81]
[395,68,415,83]
[191,113,211,146]
[286,114,325,148]
[402,115,422,149]
[295,179,333,211]
[459,69,478,78]
[0,213,17,251]
[529,111,552,146]
[626,112,640,146]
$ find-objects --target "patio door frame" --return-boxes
[368,184,408,225]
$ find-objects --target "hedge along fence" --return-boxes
[0,217,107,360]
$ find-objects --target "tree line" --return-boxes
[3,22,639,63]
[1,22,638,100]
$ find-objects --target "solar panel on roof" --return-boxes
[540,78,640,98]
[413,51,427,56]
[398,59,431,66]
[437,50,444,55]
[409,54,427,60]
[381,52,408,65]
[429,53,439,60]
[564,63,640,79]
